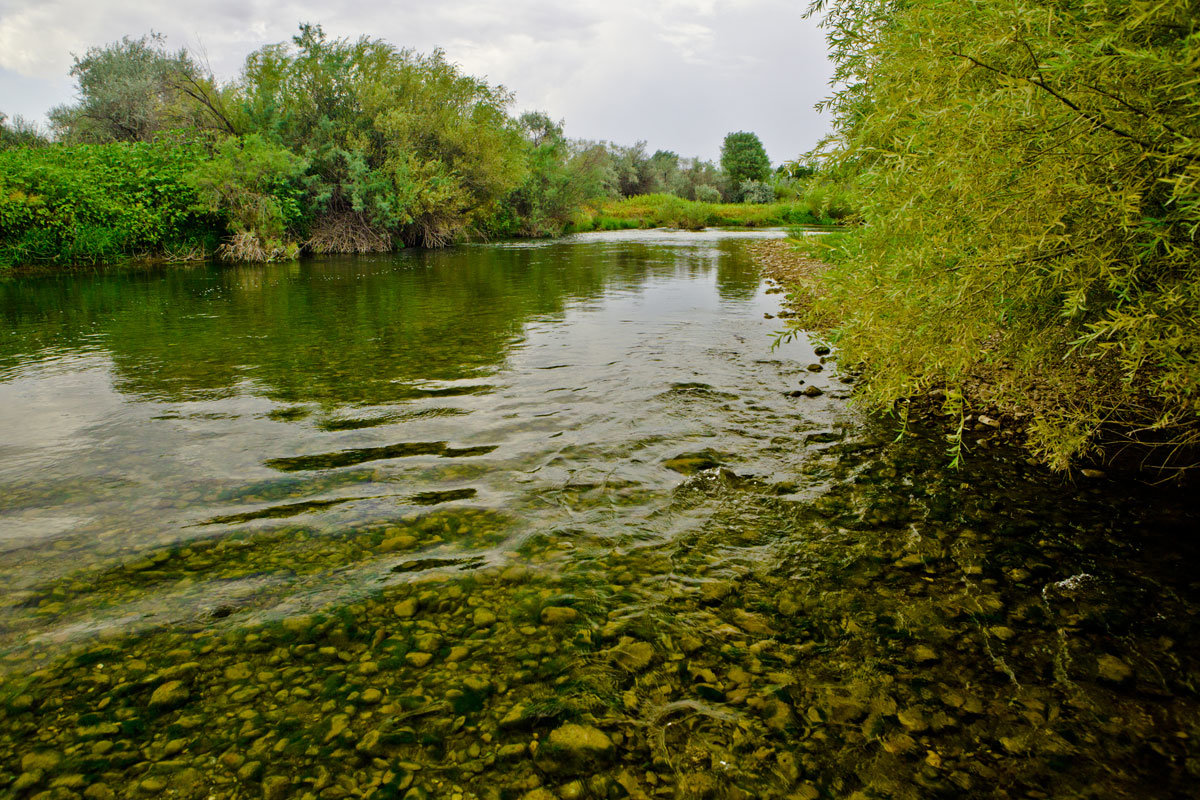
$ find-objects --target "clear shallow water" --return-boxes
[0,230,1197,799]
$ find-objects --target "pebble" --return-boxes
[83,784,115,800]
[263,775,291,800]
[912,645,939,663]
[148,680,190,710]
[406,651,434,668]
[607,638,655,671]
[21,752,60,772]
[1097,655,1134,683]
[393,598,420,618]
[546,723,614,761]
[540,606,578,625]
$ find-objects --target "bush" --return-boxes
[740,180,774,204]
[694,184,722,204]
[0,136,216,267]
[184,133,307,260]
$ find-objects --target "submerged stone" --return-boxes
[148,680,189,710]
[540,606,578,625]
[405,651,434,668]
[662,451,722,474]
[911,645,939,664]
[1097,655,1134,684]
[394,598,420,618]
[497,743,527,759]
[700,581,733,604]
[263,775,291,800]
[607,637,655,671]
[83,784,115,800]
[13,772,43,792]
[21,751,60,772]
[538,723,615,772]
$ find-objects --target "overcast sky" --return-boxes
[0,0,834,162]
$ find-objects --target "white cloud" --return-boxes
[0,0,834,160]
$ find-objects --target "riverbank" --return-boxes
[568,195,848,233]
[752,237,1200,478]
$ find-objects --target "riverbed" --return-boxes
[1,230,1196,799]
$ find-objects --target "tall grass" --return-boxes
[568,190,854,233]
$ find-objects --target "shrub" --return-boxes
[184,133,307,260]
[0,136,215,267]
[0,112,49,150]
[694,185,722,204]
[740,180,774,204]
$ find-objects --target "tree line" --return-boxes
[0,26,814,267]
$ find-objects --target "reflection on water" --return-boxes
[0,229,1197,799]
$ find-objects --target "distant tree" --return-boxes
[678,157,723,201]
[49,33,233,143]
[720,131,771,186]
[606,141,653,196]
[494,111,610,236]
[777,160,816,180]
[0,111,48,149]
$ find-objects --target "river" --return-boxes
[0,230,1196,799]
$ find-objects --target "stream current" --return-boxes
[0,230,1196,799]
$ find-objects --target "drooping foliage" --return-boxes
[801,0,1200,469]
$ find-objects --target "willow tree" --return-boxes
[803,0,1200,470]
[234,24,526,249]
[49,33,234,143]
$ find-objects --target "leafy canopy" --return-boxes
[720,131,771,185]
[234,24,527,248]
[49,33,232,143]
[800,0,1200,470]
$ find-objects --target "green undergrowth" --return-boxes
[569,193,850,233]
[0,137,221,268]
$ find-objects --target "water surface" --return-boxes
[0,230,1196,799]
